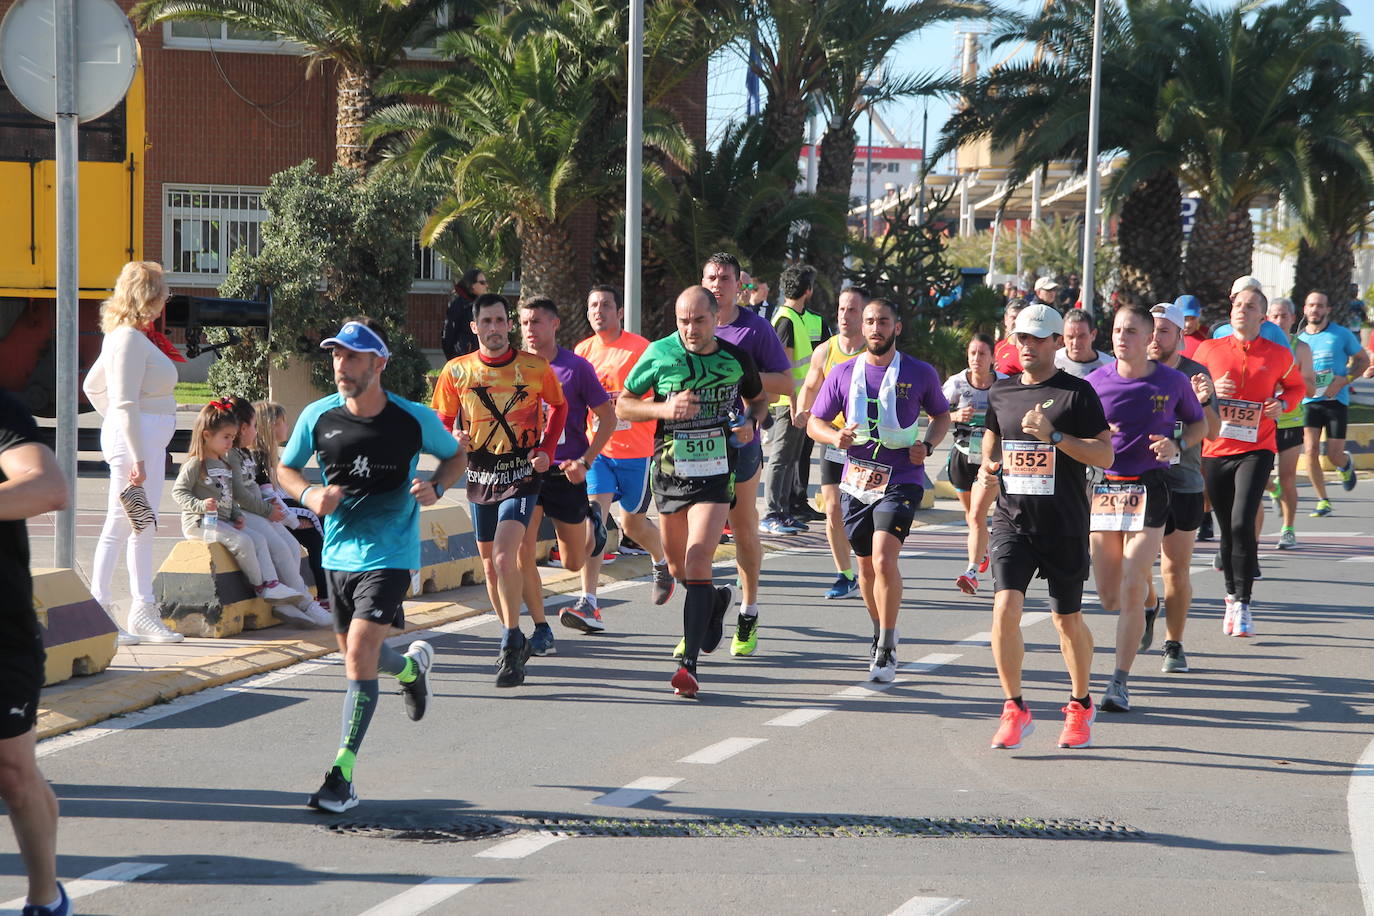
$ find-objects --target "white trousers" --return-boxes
[91,412,176,609]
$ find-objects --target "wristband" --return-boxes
[578,457,592,470]
[921,440,935,455]
[300,485,316,504]
[432,481,445,498]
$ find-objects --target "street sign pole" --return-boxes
[54,0,79,568]
[624,0,643,335]
[1080,0,1105,316]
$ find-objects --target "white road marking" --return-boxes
[356,877,483,915]
[889,895,967,915]
[1348,735,1374,915]
[0,862,165,912]
[765,708,832,727]
[902,653,963,674]
[1020,611,1051,627]
[473,832,564,859]
[833,681,898,697]
[1339,556,1374,563]
[592,776,682,807]
[956,632,991,647]
[679,737,767,764]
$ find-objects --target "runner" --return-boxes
[1054,309,1114,378]
[1193,288,1306,638]
[572,286,675,629]
[1177,295,1209,359]
[616,286,768,697]
[279,318,466,812]
[993,300,1026,376]
[1085,306,1205,712]
[795,286,868,600]
[942,333,1002,594]
[429,295,567,686]
[979,304,1114,749]
[1264,297,1316,547]
[1299,290,1369,517]
[701,252,793,657]
[807,298,950,681]
[0,393,70,916]
[1142,303,1220,674]
[513,298,615,651]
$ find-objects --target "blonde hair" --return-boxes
[100,261,168,333]
[252,400,287,482]
[187,400,238,462]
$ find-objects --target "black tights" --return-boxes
[1203,450,1274,603]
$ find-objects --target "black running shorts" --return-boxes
[841,484,923,558]
[538,469,591,526]
[989,530,1090,614]
[0,636,44,739]
[1304,399,1349,439]
[327,568,411,634]
[1163,489,1205,535]
[1275,425,1304,452]
[820,456,844,487]
[946,448,980,492]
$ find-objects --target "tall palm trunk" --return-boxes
[337,66,379,172]
[1116,169,1181,307]
[811,117,858,308]
[1293,233,1356,326]
[1183,203,1253,326]
[517,216,587,345]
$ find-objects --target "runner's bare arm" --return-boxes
[759,370,793,399]
[411,450,467,506]
[1296,340,1317,398]
[584,400,617,464]
[0,441,67,520]
[795,346,829,414]
[1022,405,1113,468]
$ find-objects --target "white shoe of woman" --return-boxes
[128,603,184,643]
[100,601,141,646]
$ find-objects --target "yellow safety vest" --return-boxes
[772,305,816,407]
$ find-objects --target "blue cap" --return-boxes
[320,321,390,358]
[1174,295,1201,318]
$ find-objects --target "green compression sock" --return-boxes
[333,748,357,781]
[395,657,417,684]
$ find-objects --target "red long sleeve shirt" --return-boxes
[1194,334,1304,457]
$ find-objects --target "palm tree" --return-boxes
[130,0,463,172]
[368,0,694,341]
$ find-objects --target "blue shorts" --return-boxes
[734,438,764,483]
[587,456,652,514]
[471,493,538,543]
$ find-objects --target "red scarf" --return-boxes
[145,328,186,363]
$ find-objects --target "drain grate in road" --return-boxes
[325,816,516,843]
[524,815,1143,840]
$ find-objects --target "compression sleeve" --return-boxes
[538,400,568,462]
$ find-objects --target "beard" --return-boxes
[867,335,896,356]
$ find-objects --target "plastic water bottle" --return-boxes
[203,512,218,543]
[727,410,752,447]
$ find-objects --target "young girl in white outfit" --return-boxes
[173,400,313,614]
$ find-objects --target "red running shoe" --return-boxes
[991,700,1034,749]
[1057,700,1095,748]
[671,664,699,698]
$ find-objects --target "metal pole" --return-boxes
[1031,168,1042,226]
[624,0,643,335]
[917,97,928,222]
[54,0,79,567]
[988,209,1001,277]
[864,112,874,239]
[1080,0,1105,317]
[805,112,817,193]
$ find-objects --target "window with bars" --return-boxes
[163,185,266,280]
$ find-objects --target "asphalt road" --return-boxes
[6,495,1374,915]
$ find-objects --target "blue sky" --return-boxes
[706,1,1374,166]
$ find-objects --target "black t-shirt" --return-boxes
[985,370,1108,536]
[0,392,40,648]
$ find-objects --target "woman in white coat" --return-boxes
[82,261,184,643]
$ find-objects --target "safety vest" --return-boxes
[771,304,817,407]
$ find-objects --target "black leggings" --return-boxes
[1203,450,1274,603]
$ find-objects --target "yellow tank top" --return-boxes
[821,335,863,428]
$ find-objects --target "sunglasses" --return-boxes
[742,282,757,291]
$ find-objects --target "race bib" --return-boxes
[965,411,986,464]
[839,457,893,505]
[671,428,727,477]
[1218,398,1262,443]
[1091,483,1146,532]
[1002,440,1056,496]
[1315,369,1334,389]
[824,445,846,465]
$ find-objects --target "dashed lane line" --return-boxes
[678,737,768,765]
[592,777,683,808]
[355,877,484,916]
[473,833,564,860]
[888,895,967,915]
[1348,735,1374,915]
[0,862,165,914]
[764,708,832,727]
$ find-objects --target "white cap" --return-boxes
[1230,275,1262,296]
[1012,303,1064,338]
[1150,302,1186,331]
[1034,276,1060,292]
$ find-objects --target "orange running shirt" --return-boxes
[1193,335,1304,458]
[431,349,565,504]
[574,331,655,460]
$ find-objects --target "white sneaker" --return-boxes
[128,604,184,643]
[869,646,897,683]
[260,581,305,603]
[100,601,140,646]
[276,600,332,628]
[1222,595,1237,636]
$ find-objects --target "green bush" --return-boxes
[209,161,440,403]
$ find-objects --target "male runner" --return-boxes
[1299,290,1368,516]
[280,318,466,812]
[1054,309,1114,378]
[0,393,70,916]
[980,304,1114,749]
[808,298,950,681]
[1085,306,1205,712]
[1177,295,1209,359]
[1143,303,1220,674]
[573,286,675,628]
[701,252,793,657]
[993,300,1027,376]
[796,286,868,599]
[617,286,767,697]
[1264,297,1316,547]
[429,295,566,686]
[513,298,615,650]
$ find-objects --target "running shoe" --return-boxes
[782,514,810,532]
[495,634,530,688]
[672,637,686,659]
[617,534,648,556]
[1252,561,1263,581]
[825,572,860,599]
[400,640,433,721]
[1139,597,1160,653]
[1196,515,1214,541]
[1222,595,1238,636]
[869,646,898,683]
[1339,457,1357,492]
[1311,498,1333,517]
[1267,480,1282,508]
[1277,527,1297,550]
[307,766,358,813]
[529,623,557,656]
[547,546,565,568]
[868,630,900,665]
[1101,679,1131,713]
[559,596,605,633]
[1057,700,1095,749]
[702,584,736,654]
[652,562,675,605]
[956,568,979,595]
[589,502,608,556]
[671,661,699,697]
[978,554,990,574]
[1234,602,1254,637]
[21,882,69,916]
[720,524,733,544]
[792,504,826,523]
[991,700,1034,749]
[730,612,759,656]
[758,513,800,535]
[1161,640,1189,673]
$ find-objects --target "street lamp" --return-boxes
[624,0,644,334]
[1080,0,1104,315]
[860,85,880,239]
